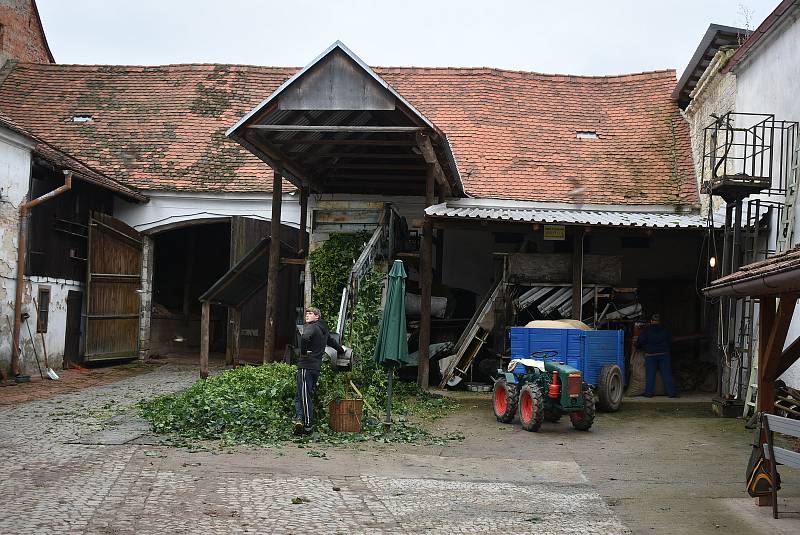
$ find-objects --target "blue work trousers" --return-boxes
[294,368,320,429]
[645,353,677,397]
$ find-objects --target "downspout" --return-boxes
[10,170,73,377]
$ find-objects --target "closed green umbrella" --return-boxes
[374,259,409,428]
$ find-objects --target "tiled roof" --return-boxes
[0,113,146,201]
[0,62,697,205]
[704,245,800,296]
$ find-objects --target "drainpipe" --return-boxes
[11,170,73,377]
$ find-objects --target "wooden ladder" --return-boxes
[439,280,504,388]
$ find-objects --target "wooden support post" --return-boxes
[418,163,435,390]
[298,186,309,255]
[757,296,776,414]
[264,168,283,363]
[762,293,799,381]
[230,307,241,367]
[200,301,210,379]
[571,228,584,320]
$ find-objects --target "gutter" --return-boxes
[10,170,73,377]
[703,267,800,298]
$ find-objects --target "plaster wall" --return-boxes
[733,10,800,388]
[0,130,78,375]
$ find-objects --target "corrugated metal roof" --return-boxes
[425,203,708,229]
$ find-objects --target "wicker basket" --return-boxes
[328,399,365,432]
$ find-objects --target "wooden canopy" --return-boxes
[226,41,463,197]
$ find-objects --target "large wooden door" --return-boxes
[85,212,142,361]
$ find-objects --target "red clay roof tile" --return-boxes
[0,62,696,206]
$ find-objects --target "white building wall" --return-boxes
[0,128,80,375]
[733,8,800,388]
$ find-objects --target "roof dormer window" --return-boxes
[72,114,93,124]
[576,131,598,140]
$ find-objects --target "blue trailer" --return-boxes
[510,327,625,411]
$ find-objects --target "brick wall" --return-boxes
[0,0,53,64]
[682,49,737,218]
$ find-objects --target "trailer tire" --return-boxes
[518,384,545,432]
[570,383,596,431]
[492,379,518,423]
[597,364,623,412]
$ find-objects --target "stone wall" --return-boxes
[681,48,737,219]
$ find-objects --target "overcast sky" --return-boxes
[37,1,776,76]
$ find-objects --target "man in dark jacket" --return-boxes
[636,313,678,398]
[294,306,344,434]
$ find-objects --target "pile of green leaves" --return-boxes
[139,232,460,446]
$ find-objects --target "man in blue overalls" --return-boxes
[636,313,678,398]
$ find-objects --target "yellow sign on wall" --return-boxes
[543,224,566,241]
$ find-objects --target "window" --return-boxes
[576,131,599,140]
[72,114,93,123]
[36,286,50,333]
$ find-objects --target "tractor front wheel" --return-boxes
[492,379,518,423]
[518,384,544,432]
[570,383,596,431]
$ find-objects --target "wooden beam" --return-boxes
[302,152,419,159]
[277,139,416,147]
[572,228,585,320]
[314,163,427,171]
[280,258,307,265]
[228,307,241,367]
[757,296,776,414]
[762,294,798,381]
[264,168,283,363]
[298,186,308,255]
[200,301,210,379]
[415,132,452,196]
[775,334,800,378]
[248,125,425,133]
[763,293,799,381]
[418,163,436,390]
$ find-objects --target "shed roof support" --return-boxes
[264,167,283,363]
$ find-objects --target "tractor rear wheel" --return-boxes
[518,384,544,432]
[597,364,623,412]
[492,379,518,423]
[570,383,596,431]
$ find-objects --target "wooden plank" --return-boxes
[200,301,210,379]
[249,125,423,133]
[281,258,307,265]
[277,51,395,110]
[227,307,241,366]
[775,334,800,378]
[264,169,283,363]
[304,152,419,159]
[279,138,415,146]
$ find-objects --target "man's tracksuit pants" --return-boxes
[294,368,319,429]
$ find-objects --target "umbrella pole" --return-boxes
[384,365,394,432]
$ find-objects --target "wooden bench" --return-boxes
[762,413,800,518]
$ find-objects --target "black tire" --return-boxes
[570,383,596,431]
[492,379,518,423]
[518,383,545,432]
[597,364,623,412]
[544,409,562,423]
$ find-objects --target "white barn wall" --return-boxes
[0,128,79,375]
[733,9,800,387]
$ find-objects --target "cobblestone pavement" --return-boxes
[0,363,629,535]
